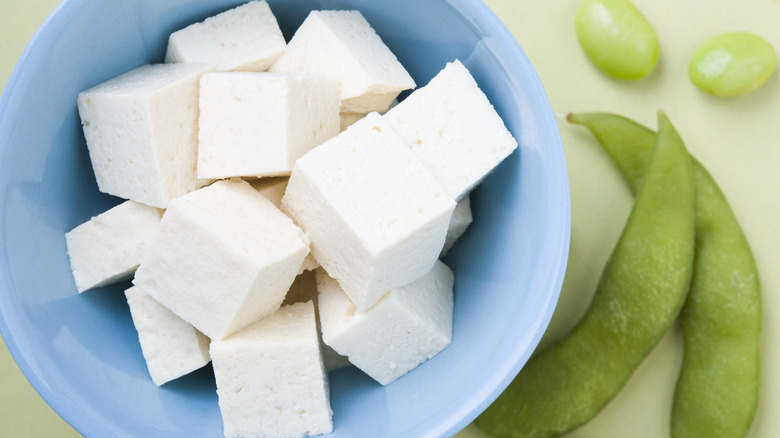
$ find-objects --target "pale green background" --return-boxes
[2,1,779,438]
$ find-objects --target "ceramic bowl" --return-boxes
[0,0,570,436]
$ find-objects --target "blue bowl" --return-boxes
[0,0,569,436]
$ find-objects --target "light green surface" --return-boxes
[3,1,779,438]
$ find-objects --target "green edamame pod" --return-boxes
[568,112,761,438]
[475,113,695,438]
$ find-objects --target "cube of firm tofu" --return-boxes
[317,261,454,385]
[77,63,212,208]
[211,301,333,438]
[124,286,210,386]
[270,10,416,113]
[65,200,163,293]
[282,113,455,311]
[133,179,310,340]
[165,0,286,72]
[442,195,473,255]
[197,72,340,179]
[383,60,518,200]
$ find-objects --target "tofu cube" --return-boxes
[269,10,415,113]
[65,200,162,293]
[211,301,333,438]
[383,60,518,200]
[133,179,310,340]
[442,195,473,255]
[317,261,454,385]
[197,72,340,179]
[165,1,286,72]
[125,286,210,386]
[282,113,455,311]
[77,63,212,208]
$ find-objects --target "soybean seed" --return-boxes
[575,0,659,80]
[689,31,777,97]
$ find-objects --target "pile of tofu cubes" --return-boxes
[65,2,517,437]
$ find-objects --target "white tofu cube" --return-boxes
[383,60,518,200]
[197,72,340,179]
[317,262,454,385]
[77,63,212,208]
[65,200,162,293]
[165,1,286,72]
[133,179,310,340]
[269,10,415,113]
[211,301,333,438]
[282,113,455,311]
[124,286,210,386]
[442,195,473,255]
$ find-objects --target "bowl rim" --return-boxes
[0,0,571,436]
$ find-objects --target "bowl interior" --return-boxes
[0,0,569,436]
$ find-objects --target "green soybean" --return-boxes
[575,0,659,80]
[476,112,695,438]
[568,112,762,438]
[689,32,777,97]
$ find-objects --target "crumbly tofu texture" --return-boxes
[165,1,286,72]
[270,10,415,113]
[133,179,310,340]
[125,286,210,386]
[282,113,455,311]
[197,72,340,179]
[77,63,212,208]
[65,200,163,293]
[317,262,454,385]
[383,59,518,200]
[211,301,333,438]
[442,195,473,255]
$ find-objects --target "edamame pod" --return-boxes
[476,113,695,438]
[568,112,761,438]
